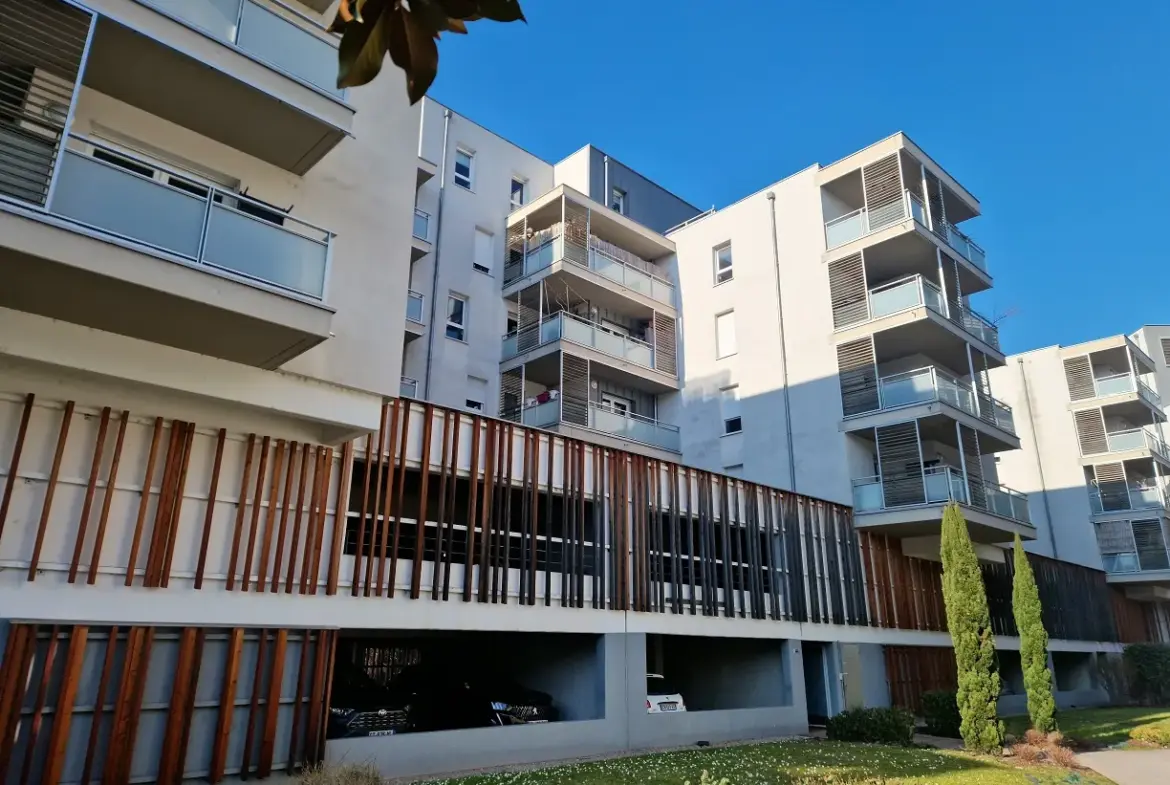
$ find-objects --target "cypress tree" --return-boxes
[1012,533,1056,733]
[940,503,1004,752]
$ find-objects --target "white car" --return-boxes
[646,674,686,713]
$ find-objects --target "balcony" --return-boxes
[824,190,987,272]
[0,135,334,367]
[857,275,1001,351]
[852,466,1033,542]
[411,209,432,262]
[520,397,681,454]
[852,365,1015,435]
[82,0,353,173]
[502,312,677,390]
[1096,519,1170,580]
[1100,428,1170,461]
[400,377,418,398]
[1089,373,1161,408]
[1090,484,1169,516]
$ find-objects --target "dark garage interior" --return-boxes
[646,633,792,712]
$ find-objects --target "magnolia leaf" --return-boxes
[476,0,525,22]
[434,0,479,18]
[448,18,468,33]
[400,7,440,103]
[336,0,394,88]
[410,0,462,35]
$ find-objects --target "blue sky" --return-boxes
[428,0,1169,355]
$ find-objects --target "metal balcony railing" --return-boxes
[412,209,430,242]
[1104,428,1170,461]
[852,466,1032,524]
[406,290,425,323]
[400,377,418,398]
[502,312,670,376]
[519,397,680,452]
[1091,372,1163,407]
[146,0,345,98]
[50,136,332,299]
[872,366,1015,434]
[863,275,1001,350]
[824,190,987,273]
[1089,483,1170,515]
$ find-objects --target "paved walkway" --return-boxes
[1078,750,1170,785]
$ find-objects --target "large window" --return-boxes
[446,294,467,341]
[473,228,493,275]
[721,385,742,435]
[510,177,526,210]
[715,310,737,358]
[454,148,474,190]
[714,242,733,284]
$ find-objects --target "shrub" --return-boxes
[297,763,383,785]
[1012,535,1056,733]
[825,707,915,746]
[1129,721,1170,747]
[1023,728,1048,747]
[1010,743,1042,764]
[1123,643,1170,705]
[921,690,962,738]
[1047,745,1077,767]
[940,504,1004,753]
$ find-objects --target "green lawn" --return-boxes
[1003,707,1170,748]
[430,739,1110,785]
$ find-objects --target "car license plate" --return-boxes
[658,702,678,711]
[368,730,396,737]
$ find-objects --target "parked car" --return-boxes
[646,673,687,713]
[406,665,559,730]
[327,658,414,738]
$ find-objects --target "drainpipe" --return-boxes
[1017,357,1060,558]
[767,192,797,492]
[423,108,451,399]
[602,153,609,206]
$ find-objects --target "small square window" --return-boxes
[721,385,742,435]
[611,187,626,214]
[454,149,474,190]
[714,242,733,284]
[724,416,743,435]
[466,399,484,412]
[446,294,467,341]
[510,177,526,210]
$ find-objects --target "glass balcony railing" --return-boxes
[501,312,667,375]
[823,190,987,273]
[871,366,1016,434]
[518,398,680,452]
[1090,373,1163,407]
[413,209,430,241]
[861,275,1001,351]
[400,377,418,398]
[146,0,345,98]
[506,232,674,306]
[49,139,331,299]
[406,290,424,323]
[1103,428,1170,460]
[1097,520,1170,575]
[852,466,1031,525]
[1089,484,1169,514]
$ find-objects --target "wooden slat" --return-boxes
[226,434,257,592]
[0,624,34,776]
[89,411,130,585]
[158,627,200,784]
[304,629,330,765]
[69,407,110,582]
[174,629,206,784]
[143,422,183,588]
[308,448,334,594]
[256,440,287,591]
[387,401,411,597]
[327,441,356,595]
[353,432,374,597]
[411,405,435,599]
[285,442,312,594]
[240,630,269,778]
[19,625,60,784]
[160,421,196,587]
[432,411,453,600]
[314,630,338,763]
[111,626,155,785]
[126,418,165,586]
[78,626,119,785]
[242,435,272,592]
[27,401,74,580]
[194,429,228,590]
[463,416,482,603]
[272,442,300,593]
[41,625,88,785]
[0,393,34,546]
[299,447,325,594]
[209,628,245,783]
[367,403,390,597]
[287,630,312,769]
[258,629,289,777]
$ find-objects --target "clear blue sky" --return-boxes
[428,0,1169,355]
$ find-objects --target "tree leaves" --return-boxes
[331,0,526,103]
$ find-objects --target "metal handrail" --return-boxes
[852,466,1031,524]
[588,401,680,433]
[501,311,654,350]
[587,239,674,288]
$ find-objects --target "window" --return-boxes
[473,228,494,275]
[445,294,467,341]
[721,385,742,435]
[724,464,744,475]
[714,242,733,284]
[467,376,488,412]
[466,399,484,412]
[510,177,526,210]
[506,315,518,334]
[454,149,474,190]
[715,310,737,358]
[611,187,626,214]
[601,392,633,415]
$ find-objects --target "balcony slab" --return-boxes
[834,305,1005,368]
[853,503,1036,544]
[842,401,1020,453]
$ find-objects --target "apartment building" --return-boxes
[0,3,1160,780]
[991,329,1170,640]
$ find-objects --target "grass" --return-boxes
[1003,707,1170,748]
[427,739,1112,785]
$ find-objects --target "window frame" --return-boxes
[720,384,743,436]
[453,148,475,190]
[715,310,737,359]
[611,186,627,215]
[509,177,527,210]
[445,293,468,342]
[714,242,734,285]
[472,227,494,276]
[465,399,484,412]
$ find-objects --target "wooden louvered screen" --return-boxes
[836,337,879,416]
[653,312,677,375]
[517,299,541,353]
[877,422,925,507]
[1063,355,1096,401]
[1161,338,1170,366]
[503,219,526,284]
[0,0,93,207]
[923,171,947,239]
[861,153,905,231]
[1132,520,1170,572]
[1092,462,1128,512]
[939,257,962,325]
[499,368,523,422]
[563,198,589,268]
[973,359,996,426]
[1074,409,1108,455]
[1095,520,1135,554]
[560,353,589,426]
[960,425,985,508]
[828,253,869,329]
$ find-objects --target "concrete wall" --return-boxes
[582,147,701,234]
